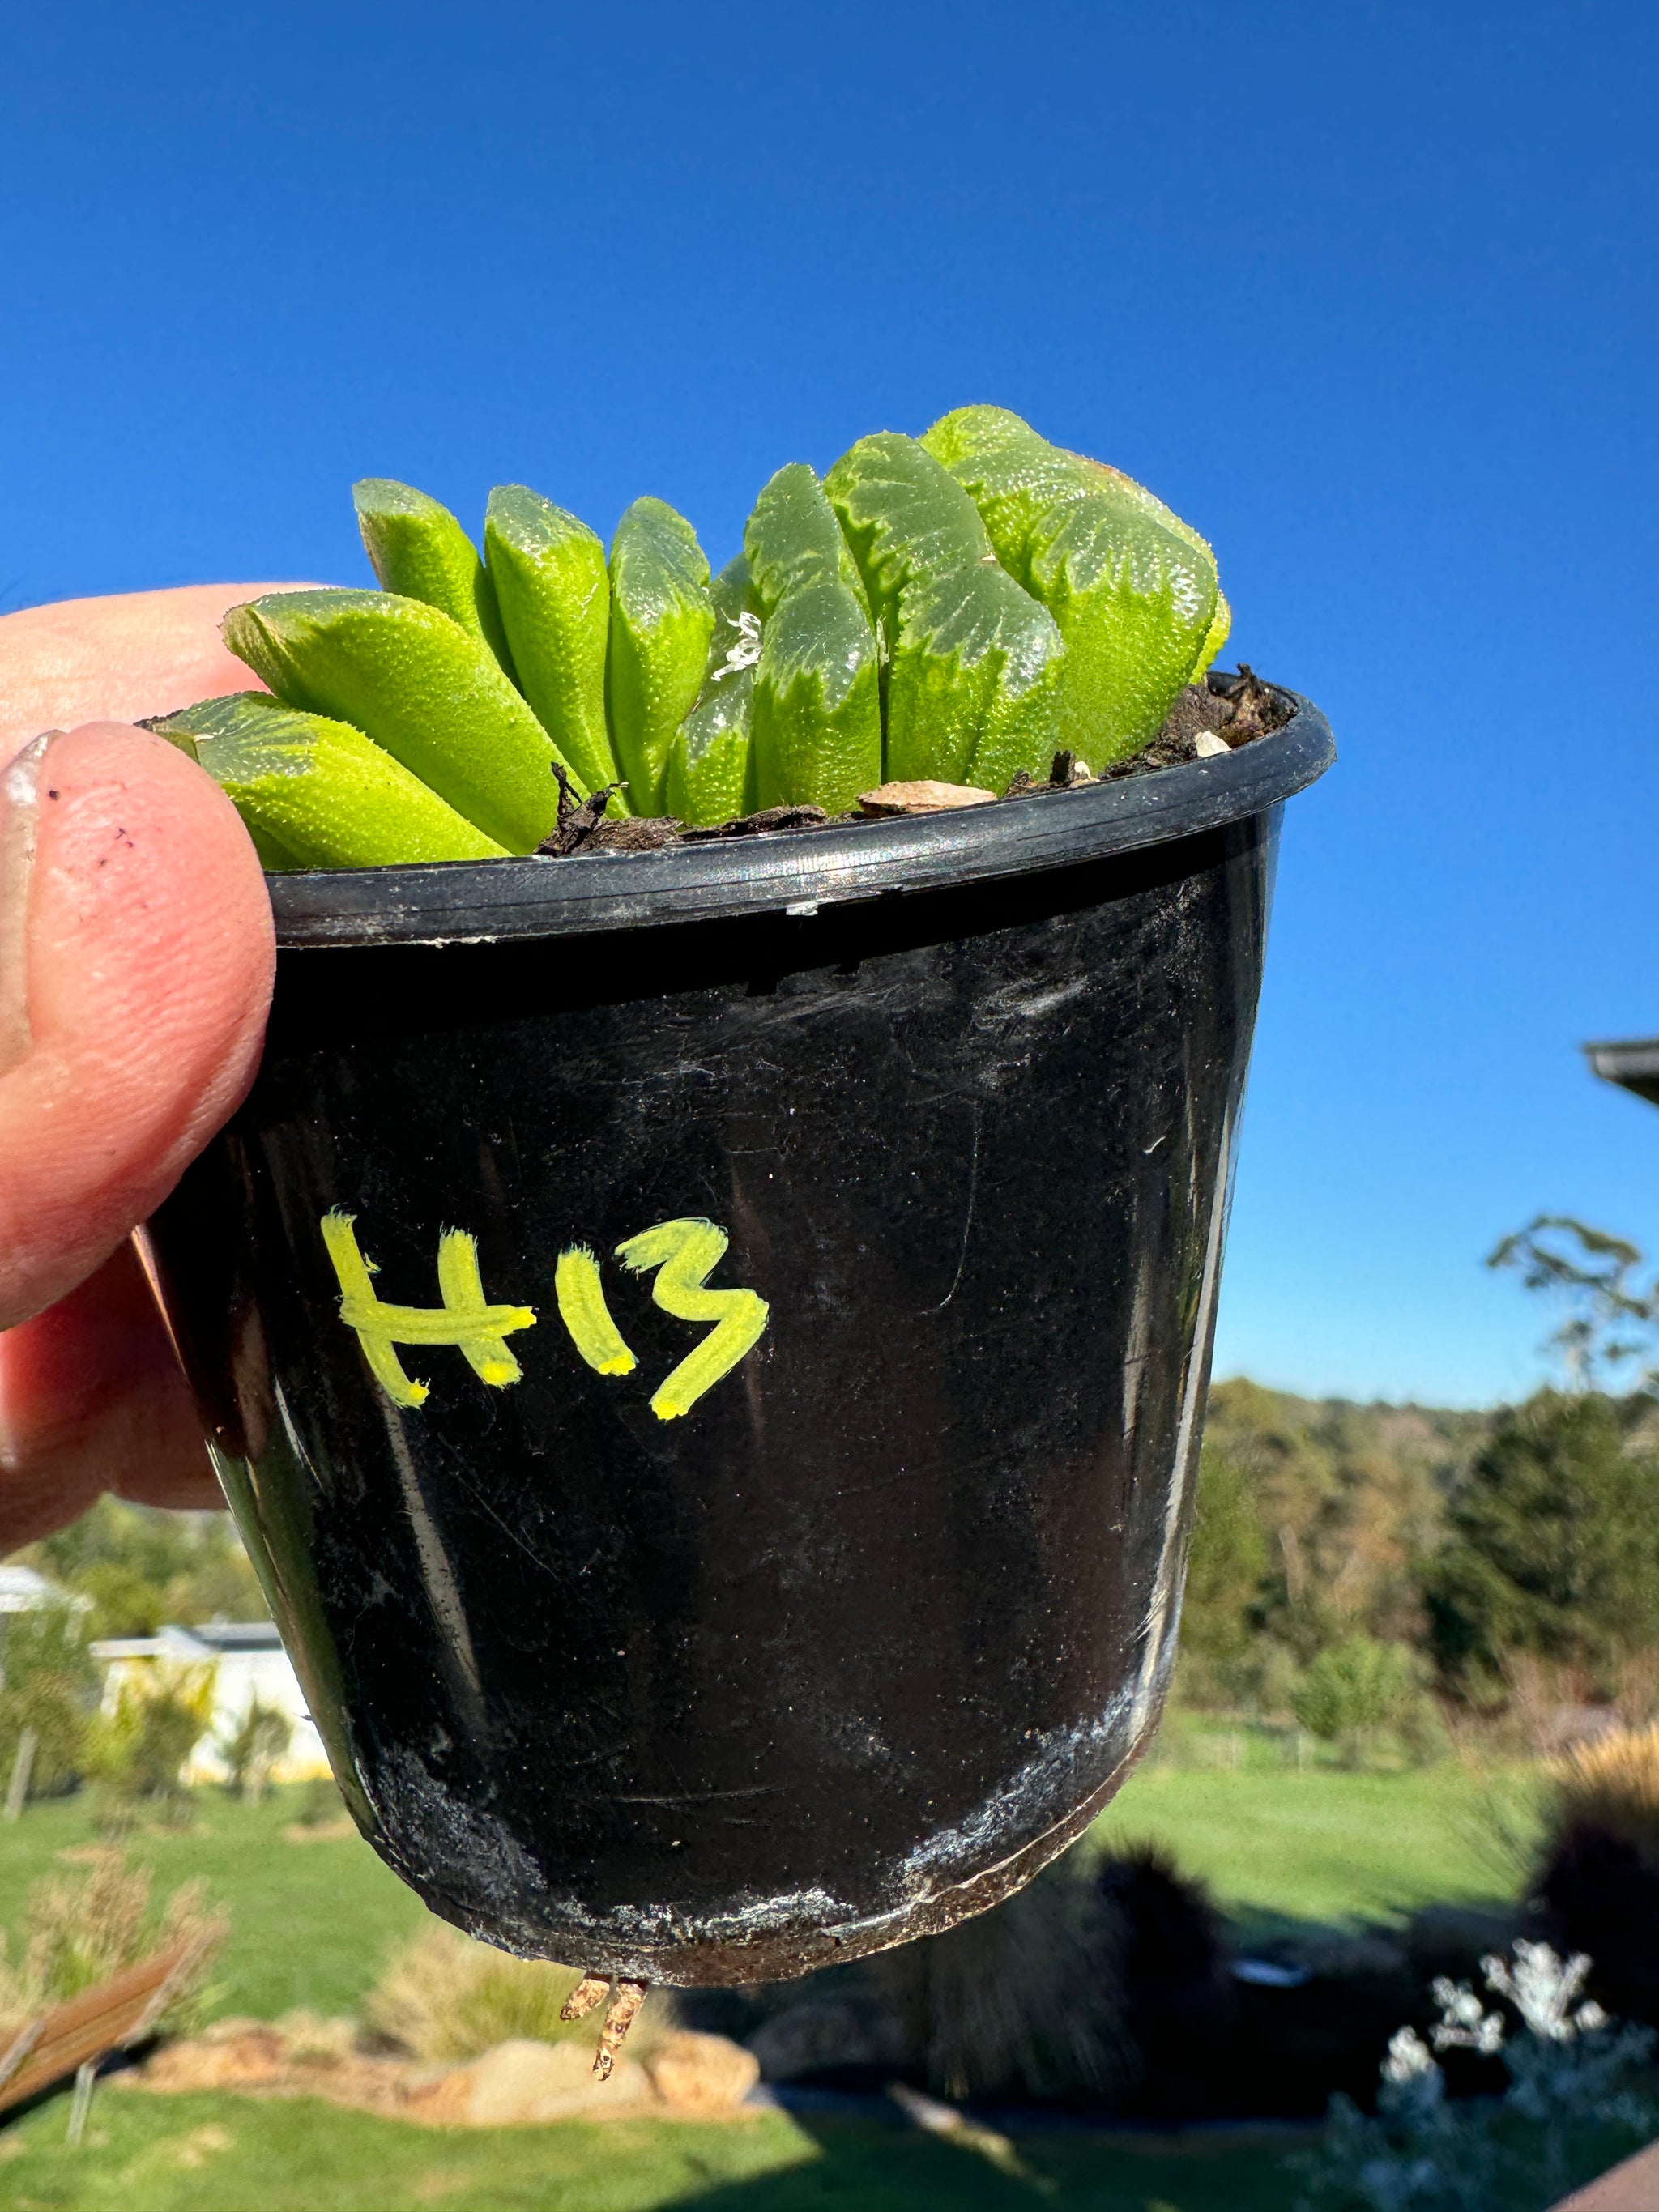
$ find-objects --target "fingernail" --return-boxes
[0,731,62,1078]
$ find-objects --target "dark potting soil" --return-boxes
[537,791,837,855]
[1101,665,1287,778]
[536,667,1294,859]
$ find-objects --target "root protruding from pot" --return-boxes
[560,1972,610,2023]
[593,1978,650,2079]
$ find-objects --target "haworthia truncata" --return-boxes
[605,498,715,814]
[222,588,575,853]
[824,433,1064,788]
[921,406,1219,761]
[744,465,881,812]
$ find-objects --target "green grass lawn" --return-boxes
[0,1757,1526,2210]
[0,2092,1300,2211]
[1096,1745,1536,1935]
[0,1792,429,2020]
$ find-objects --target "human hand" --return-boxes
[0,585,313,1547]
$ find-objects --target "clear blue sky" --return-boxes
[4,2,1654,1406]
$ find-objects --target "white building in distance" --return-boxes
[0,1564,81,1617]
[92,1621,333,1786]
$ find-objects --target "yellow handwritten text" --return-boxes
[321,1210,536,1409]
[615,1217,770,1421]
[554,1246,638,1377]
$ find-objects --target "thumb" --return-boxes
[0,720,275,1329]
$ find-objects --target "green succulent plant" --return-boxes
[220,587,565,851]
[160,409,1230,870]
[605,496,716,815]
[153,692,506,868]
[353,478,515,671]
[920,405,1224,757]
[484,486,622,808]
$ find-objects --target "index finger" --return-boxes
[0,582,326,753]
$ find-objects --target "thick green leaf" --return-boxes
[221,589,571,853]
[749,578,881,812]
[1195,587,1232,680]
[744,467,881,810]
[703,552,765,684]
[605,498,714,814]
[485,485,626,811]
[153,692,508,869]
[662,553,761,826]
[824,433,1064,785]
[744,462,872,626]
[352,479,514,673]
[921,406,1219,761]
[666,663,756,826]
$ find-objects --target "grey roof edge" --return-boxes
[1584,1038,1659,1105]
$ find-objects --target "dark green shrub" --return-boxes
[1292,1636,1422,1766]
[1426,1392,1659,1695]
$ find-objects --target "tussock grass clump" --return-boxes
[1537,1723,1659,2027]
[365,1924,667,2065]
[0,1855,227,2040]
[867,1856,1126,2105]
[1546,1721,1659,1851]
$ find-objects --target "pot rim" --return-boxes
[267,676,1334,950]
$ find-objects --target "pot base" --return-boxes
[390,1718,1159,1987]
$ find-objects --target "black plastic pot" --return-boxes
[142,684,1333,1987]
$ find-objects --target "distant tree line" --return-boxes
[1180,1382,1659,1720]
[1179,1218,1659,1742]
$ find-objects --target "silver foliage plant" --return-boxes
[1294,1941,1656,2212]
